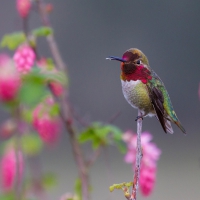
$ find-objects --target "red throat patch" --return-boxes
[121,64,152,84]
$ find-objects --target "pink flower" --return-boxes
[49,82,64,97]
[123,130,161,196]
[16,0,31,18]
[0,54,21,101]
[33,97,61,144]
[13,45,35,74]
[140,167,156,196]
[1,149,24,191]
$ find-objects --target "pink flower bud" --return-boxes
[49,82,64,97]
[16,0,31,18]
[46,3,54,13]
[33,97,61,145]
[13,45,35,74]
[0,54,21,101]
[1,149,24,191]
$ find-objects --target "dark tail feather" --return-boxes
[164,118,174,134]
[174,121,186,134]
[155,114,174,134]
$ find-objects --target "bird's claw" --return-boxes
[135,116,143,121]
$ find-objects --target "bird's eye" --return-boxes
[136,60,141,64]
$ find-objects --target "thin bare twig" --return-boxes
[86,148,101,168]
[107,111,122,124]
[131,110,143,200]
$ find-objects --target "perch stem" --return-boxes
[131,110,143,200]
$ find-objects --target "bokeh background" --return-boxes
[0,0,200,199]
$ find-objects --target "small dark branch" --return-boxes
[22,18,29,37]
[36,0,68,74]
[73,109,90,127]
[86,148,101,169]
[107,111,122,124]
[131,110,143,200]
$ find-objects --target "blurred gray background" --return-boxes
[0,0,200,199]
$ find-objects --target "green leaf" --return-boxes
[32,27,53,37]
[49,103,60,117]
[45,70,68,86]
[105,125,126,153]
[78,123,107,149]
[78,122,124,151]
[78,127,96,143]
[0,193,15,200]
[21,134,43,156]
[22,109,34,123]
[19,68,49,107]
[1,32,26,50]
[114,139,126,154]
[42,173,57,189]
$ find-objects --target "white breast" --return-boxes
[121,79,141,109]
[121,79,155,117]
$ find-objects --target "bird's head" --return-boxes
[106,48,151,83]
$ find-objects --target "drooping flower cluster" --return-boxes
[123,131,161,196]
[0,54,21,101]
[33,97,61,144]
[16,0,32,18]
[1,148,24,191]
[13,45,36,74]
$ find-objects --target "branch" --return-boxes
[35,1,90,200]
[131,110,143,200]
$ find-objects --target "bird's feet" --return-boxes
[135,116,144,121]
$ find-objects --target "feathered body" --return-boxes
[107,48,186,134]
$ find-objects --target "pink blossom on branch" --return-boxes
[0,54,21,101]
[16,0,32,18]
[33,97,61,145]
[13,45,35,74]
[123,131,161,196]
[1,149,24,191]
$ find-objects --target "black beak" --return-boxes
[106,56,126,62]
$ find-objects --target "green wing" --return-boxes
[147,70,186,134]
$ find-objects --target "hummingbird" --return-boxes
[106,48,186,134]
